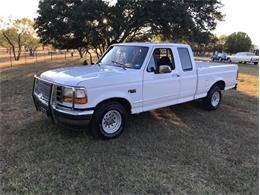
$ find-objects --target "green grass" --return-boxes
[0,59,258,194]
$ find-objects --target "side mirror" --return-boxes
[159,65,171,74]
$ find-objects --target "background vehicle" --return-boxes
[227,52,259,64]
[33,43,238,139]
[211,53,228,61]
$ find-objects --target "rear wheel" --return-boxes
[254,62,258,65]
[90,101,127,139]
[203,86,222,110]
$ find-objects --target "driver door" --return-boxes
[142,47,180,111]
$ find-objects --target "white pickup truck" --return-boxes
[33,43,238,138]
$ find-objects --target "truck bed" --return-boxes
[196,61,237,69]
[194,61,238,98]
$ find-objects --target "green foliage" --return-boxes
[0,18,41,60]
[0,28,19,48]
[35,0,223,57]
[224,32,252,54]
[23,34,41,56]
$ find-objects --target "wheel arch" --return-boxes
[94,97,132,114]
[210,80,226,91]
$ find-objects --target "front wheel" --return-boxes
[90,101,127,139]
[203,86,222,110]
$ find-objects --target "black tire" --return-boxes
[203,86,222,110]
[90,101,127,139]
[254,62,258,65]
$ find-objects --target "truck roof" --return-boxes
[112,42,189,48]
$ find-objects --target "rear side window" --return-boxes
[178,48,193,71]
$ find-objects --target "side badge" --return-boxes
[128,89,136,94]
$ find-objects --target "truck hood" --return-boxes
[40,64,141,87]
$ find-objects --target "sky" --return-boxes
[0,0,259,45]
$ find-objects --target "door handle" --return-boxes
[172,74,180,77]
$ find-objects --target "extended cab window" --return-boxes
[178,48,193,71]
[147,48,175,72]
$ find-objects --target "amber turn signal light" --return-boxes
[63,96,87,104]
[73,97,87,104]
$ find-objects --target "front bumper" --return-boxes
[32,76,94,127]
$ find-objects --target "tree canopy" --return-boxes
[35,0,224,58]
[224,32,252,54]
[0,18,40,60]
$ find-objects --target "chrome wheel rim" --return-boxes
[211,91,220,107]
[102,110,122,134]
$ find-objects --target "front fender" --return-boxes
[85,85,144,113]
[91,91,133,107]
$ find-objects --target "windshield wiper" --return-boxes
[111,60,127,70]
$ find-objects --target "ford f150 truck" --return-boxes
[32,43,238,138]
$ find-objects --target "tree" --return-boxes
[211,35,227,53]
[0,18,38,60]
[35,0,224,58]
[145,0,223,42]
[35,0,104,58]
[224,32,252,54]
[0,27,24,60]
[24,34,41,56]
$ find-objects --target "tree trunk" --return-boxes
[79,51,83,58]
[87,51,93,64]
[16,46,22,61]
[98,45,104,56]
[2,32,18,61]
[94,48,100,59]
[101,43,106,54]
[15,34,22,61]
[29,49,34,56]
[11,46,17,60]
[77,48,84,58]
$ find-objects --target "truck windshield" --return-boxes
[99,46,149,69]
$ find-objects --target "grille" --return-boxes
[34,79,52,102]
[56,86,63,102]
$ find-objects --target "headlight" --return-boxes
[75,89,86,98]
[64,87,73,97]
[63,87,87,104]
